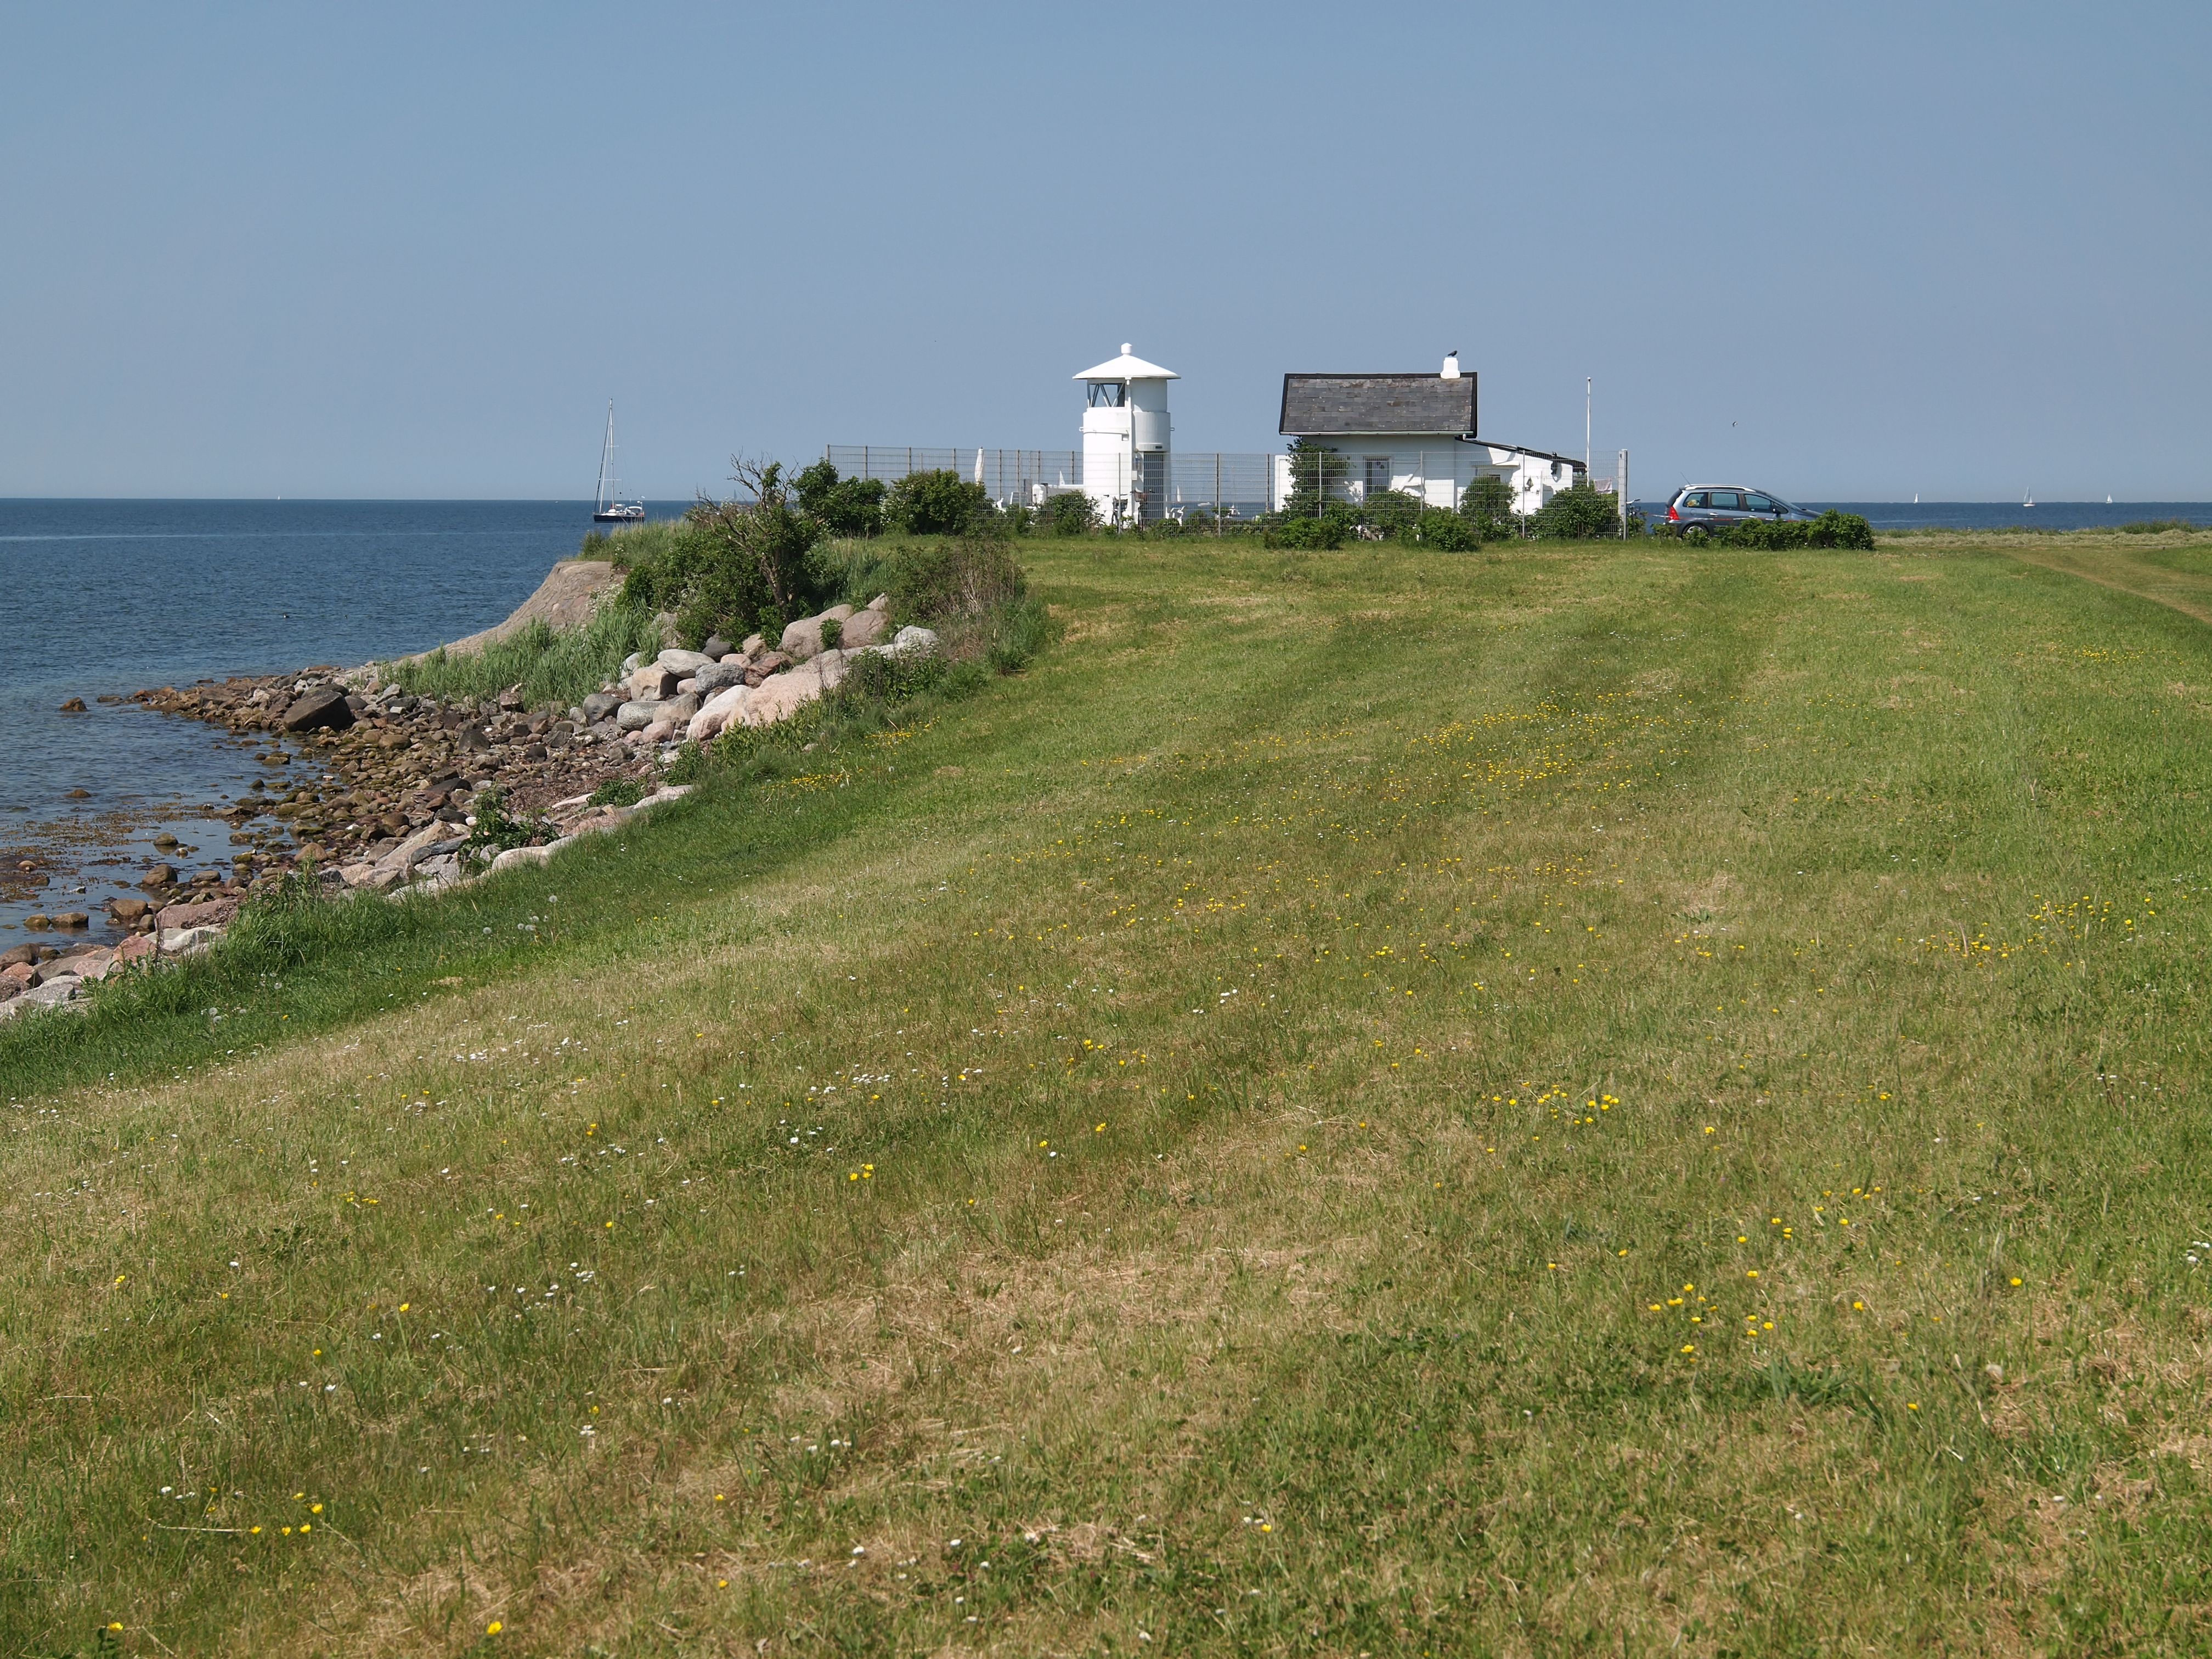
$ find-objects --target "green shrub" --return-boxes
[1267,506,1353,550]
[1357,488,1424,539]
[1412,507,1481,550]
[793,460,888,537]
[883,470,994,536]
[1045,493,1098,537]
[616,461,831,648]
[2119,518,2194,534]
[1458,475,1520,539]
[819,615,844,651]
[1719,510,1875,552]
[586,776,646,808]
[1528,482,1622,539]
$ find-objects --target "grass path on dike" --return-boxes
[4,534,2211,1656]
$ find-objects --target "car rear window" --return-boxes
[1683,491,1708,507]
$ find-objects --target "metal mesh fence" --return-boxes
[823,444,1288,522]
[821,443,1576,524]
[823,447,1082,505]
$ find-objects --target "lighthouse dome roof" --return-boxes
[1074,344,1178,382]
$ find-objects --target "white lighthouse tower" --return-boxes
[1074,343,1177,524]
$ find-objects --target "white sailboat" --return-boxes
[592,403,646,523]
[2022,488,2035,508]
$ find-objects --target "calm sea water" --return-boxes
[2,496,2206,941]
[1804,501,2210,532]
[0,499,684,941]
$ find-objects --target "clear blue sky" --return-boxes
[3,2,2205,501]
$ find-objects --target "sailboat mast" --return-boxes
[596,402,619,512]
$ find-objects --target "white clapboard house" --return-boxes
[1276,354,1585,515]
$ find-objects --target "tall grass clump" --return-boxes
[382,603,662,709]
[584,517,691,570]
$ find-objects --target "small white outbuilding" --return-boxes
[1074,345,1176,523]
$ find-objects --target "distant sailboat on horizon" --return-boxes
[2023,488,2035,508]
[592,403,646,523]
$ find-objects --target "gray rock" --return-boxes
[889,625,940,657]
[281,685,355,733]
[655,648,714,675]
[620,651,645,673]
[580,690,622,724]
[693,662,746,693]
[701,634,732,660]
[614,700,659,732]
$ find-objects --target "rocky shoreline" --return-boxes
[2,589,937,1022]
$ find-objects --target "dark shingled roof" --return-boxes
[1279,373,1478,437]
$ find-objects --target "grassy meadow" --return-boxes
[5,529,2212,1656]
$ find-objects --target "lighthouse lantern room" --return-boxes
[1074,344,1177,523]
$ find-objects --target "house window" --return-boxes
[1364,457,1392,499]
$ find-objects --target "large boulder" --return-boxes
[693,662,746,693]
[655,648,714,676]
[627,664,677,701]
[700,634,733,661]
[580,690,622,724]
[614,700,659,732]
[778,605,856,663]
[688,684,749,743]
[156,896,239,932]
[281,685,354,733]
[839,607,889,648]
[741,656,841,726]
[888,625,939,657]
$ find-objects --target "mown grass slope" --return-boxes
[5,533,2212,1657]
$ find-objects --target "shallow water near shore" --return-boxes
[0,499,684,940]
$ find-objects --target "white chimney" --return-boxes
[1441,350,1461,380]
